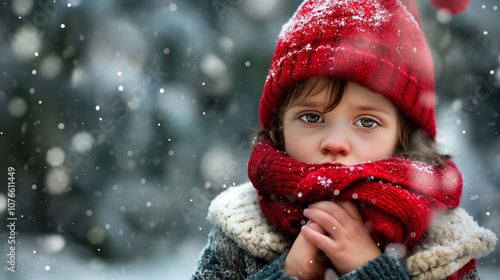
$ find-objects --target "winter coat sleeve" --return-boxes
[191,226,295,280]
[338,252,410,280]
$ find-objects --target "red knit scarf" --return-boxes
[248,140,463,251]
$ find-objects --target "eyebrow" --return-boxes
[289,100,325,109]
[351,105,393,115]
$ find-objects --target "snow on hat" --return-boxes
[259,0,470,139]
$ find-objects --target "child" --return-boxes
[192,0,497,279]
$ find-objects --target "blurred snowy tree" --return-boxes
[0,0,498,279]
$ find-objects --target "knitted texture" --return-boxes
[248,140,463,251]
[405,207,497,280]
[208,181,291,262]
[191,226,270,280]
[259,0,471,139]
[446,260,476,280]
[343,254,410,280]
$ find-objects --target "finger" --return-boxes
[301,222,333,250]
[294,223,318,248]
[302,223,345,261]
[303,207,341,235]
[306,220,328,235]
[307,201,351,228]
[289,230,322,266]
[284,230,323,279]
[303,221,331,262]
[335,200,364,221]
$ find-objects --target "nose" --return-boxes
[320,124,350,156]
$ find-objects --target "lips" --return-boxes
[323,161,345,167]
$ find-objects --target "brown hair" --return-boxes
[254,77,451,166]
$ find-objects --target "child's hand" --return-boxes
[301,200,382,275]
[283,220,332,279]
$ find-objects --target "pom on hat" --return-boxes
[259,0,470,139]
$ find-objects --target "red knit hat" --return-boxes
[259,0,470,139]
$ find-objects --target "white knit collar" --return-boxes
[208,182,291,262]
[405,206,496,279]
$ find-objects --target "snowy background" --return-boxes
[0,0,498,279]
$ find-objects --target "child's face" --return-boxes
[282,81,399,166]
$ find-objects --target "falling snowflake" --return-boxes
[317,176,332,187]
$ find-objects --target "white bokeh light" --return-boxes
[71,131,95,154]
[46,146,66,167]
[241,0,280,20]
[200,146,238,185]
[39,54,63,79]
[7,97,28,117]
[200,53,231,93]
[0,193,6,214]
[11,24,42,61]
[37,234,66,254]
[200,53,227,79]
[157,85,196,130]
[67,0,82,7]
[45,168,71,195]
[12,0,34,16]
[70,66,85,88]
[86,226,106,245]
[219,37,234,53]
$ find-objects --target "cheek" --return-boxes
[360,138,397,162]
[285,139,306,159]
[284,133,315,162]
[364,148,389,162]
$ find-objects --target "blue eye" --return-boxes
[355,118,378,128]
[300,113,324,123]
